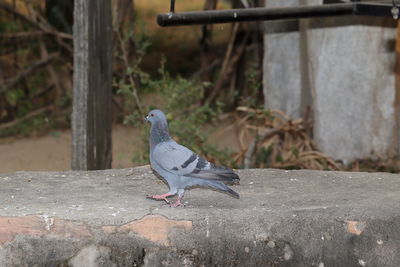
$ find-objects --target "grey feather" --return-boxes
[145,109,240,205]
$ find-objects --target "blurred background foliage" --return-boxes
[0,0,398,172]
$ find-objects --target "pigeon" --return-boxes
[145,109,240,207]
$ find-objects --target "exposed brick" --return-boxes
[0,215,92,246]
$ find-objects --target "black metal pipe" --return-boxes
[157,3,355,27]
[354,2,393,17]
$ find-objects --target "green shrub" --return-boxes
[122,58,236,167]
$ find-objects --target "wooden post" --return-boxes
[72,0,112,170]
[394,21,400,158]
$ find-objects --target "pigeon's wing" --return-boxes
[153,141,239,183]
[152,141,203,176]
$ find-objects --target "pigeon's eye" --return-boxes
[150,114,154,117]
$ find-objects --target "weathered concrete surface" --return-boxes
[263,0,397,162]
[307,16,396,162]
[0,166,400,266]
[264,0,303,118]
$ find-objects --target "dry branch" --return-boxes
[244,128,280,168]
[0,2,73,53]
[0,2,72,40]
[199,0,218,82]
[116,0,135,29]
[0,31,50,43]
[39,40,62,106]
[205,23,239,105]
[205,24,251,105]
[116,31,144,118]
[0,105,54,130]
[235,106,341,170]
[1,53,59,94]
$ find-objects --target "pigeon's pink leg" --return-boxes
[146,193,173,203]
[169,196,183,207]
[169,190,185,207]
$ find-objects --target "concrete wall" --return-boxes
[1,167,400,266]
[263,0,397,162]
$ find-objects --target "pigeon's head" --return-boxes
[145,109,167,125]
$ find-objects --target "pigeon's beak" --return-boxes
[144,116,149,123]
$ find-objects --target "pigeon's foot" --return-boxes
[146,193,172,203]
[168,197,184,208]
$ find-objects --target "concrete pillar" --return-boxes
[263,0,397,162]
[308,16,396,161]
[263,0,303,118]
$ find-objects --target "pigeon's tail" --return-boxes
[202,180,240,199]
[225,186,240,199]
[210,164,240,185]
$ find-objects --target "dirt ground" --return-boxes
[0,121,242,174]
[0,125,142,174]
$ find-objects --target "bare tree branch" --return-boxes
[244,129,279,168]
[205,23,250,105]
[1,31,48,39]
[0,53,59,94]
[116,31,144,118]
[0,2,73,53]
[0,105,54,130]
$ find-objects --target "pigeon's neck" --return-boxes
[150,120,171,149]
